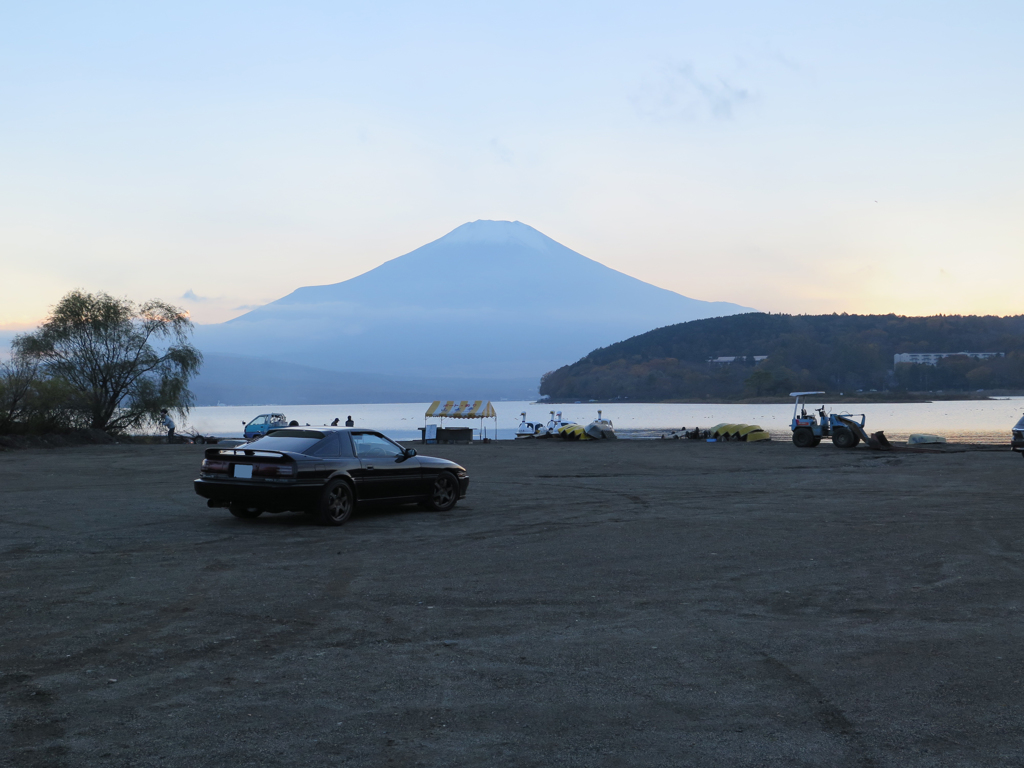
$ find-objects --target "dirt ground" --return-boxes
[1,438,1023,767]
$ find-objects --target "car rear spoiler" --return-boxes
[204,448,291,460]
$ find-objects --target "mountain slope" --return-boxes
[538,313,1024,401]
[191,354,539,406]
[194,220,754,382]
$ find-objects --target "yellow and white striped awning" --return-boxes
[425,401,453,417]
[425,400,496,419]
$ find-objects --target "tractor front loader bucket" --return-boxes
[835,415,893,451]
[870,431,892,449]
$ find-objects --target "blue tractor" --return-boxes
[789,391,887,449]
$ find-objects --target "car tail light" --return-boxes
[253,463,295,478]
[201,459,230,474]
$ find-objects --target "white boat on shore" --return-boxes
[558,410,617,440]
[516,410,578,438]
[515,412,546,438]
[585,410,616,439]
[541,410,576,437]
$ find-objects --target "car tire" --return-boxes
[195,435,206,444]
[316,479,354,526]
[832,428,858,449]
[426,471,459,512]
[229,504,262,519]
[792,428,815,448]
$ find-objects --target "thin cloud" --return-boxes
[633,61,753,122]
[489,138,514,163]
[768,50,802,72]
[182,289,209,302]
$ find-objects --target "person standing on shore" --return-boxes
[160,409,175,442]
[331,418,339,426]
[345,415,354,427]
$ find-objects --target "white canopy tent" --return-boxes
[425,400,498,440]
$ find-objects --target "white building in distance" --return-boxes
[894,351,1004,366]
[708,355,769,364]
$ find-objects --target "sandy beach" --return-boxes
[1,438,1022,766]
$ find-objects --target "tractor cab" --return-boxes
[790,391,827,431]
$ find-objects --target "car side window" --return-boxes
[352,433,404,459]
[250,416,267,426]
[311,433,341,457]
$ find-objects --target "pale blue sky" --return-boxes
[2,1,1022,326]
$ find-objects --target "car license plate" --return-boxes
[233,464,253,479]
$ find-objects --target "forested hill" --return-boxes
[538,313,1024,401]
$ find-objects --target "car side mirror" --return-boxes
[403,447,417,459]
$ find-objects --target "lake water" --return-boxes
[180,398,1024,444]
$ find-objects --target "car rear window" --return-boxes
[248,430,325,454]
[309,432,355,458]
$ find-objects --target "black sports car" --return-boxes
[194,427,469,525]
[1012,413,1024,456]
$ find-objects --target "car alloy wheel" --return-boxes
[317,479,354,526]
[427,472,459,512]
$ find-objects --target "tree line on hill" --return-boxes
[539,313,1024,401]
[0,291,201,435]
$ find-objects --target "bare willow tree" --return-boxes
[0,355,40,432]
[12,290,203,432]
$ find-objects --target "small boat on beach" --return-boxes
[559,410,617,440]
[540,410,577,437]
[712,423,770,442]
[515,413,546,438]
[516,410,578,438]
[585,410,616,439]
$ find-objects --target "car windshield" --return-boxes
[247,430,325,455]
[351,432,404,458]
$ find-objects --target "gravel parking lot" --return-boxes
[1,439,1022,767]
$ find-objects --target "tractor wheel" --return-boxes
[832,428,858,449]
[792,428,816,448]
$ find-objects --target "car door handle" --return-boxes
[365,465,375,470]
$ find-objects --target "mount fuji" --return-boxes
[191,220,754,403]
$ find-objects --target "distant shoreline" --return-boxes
[539,391,1024,406]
